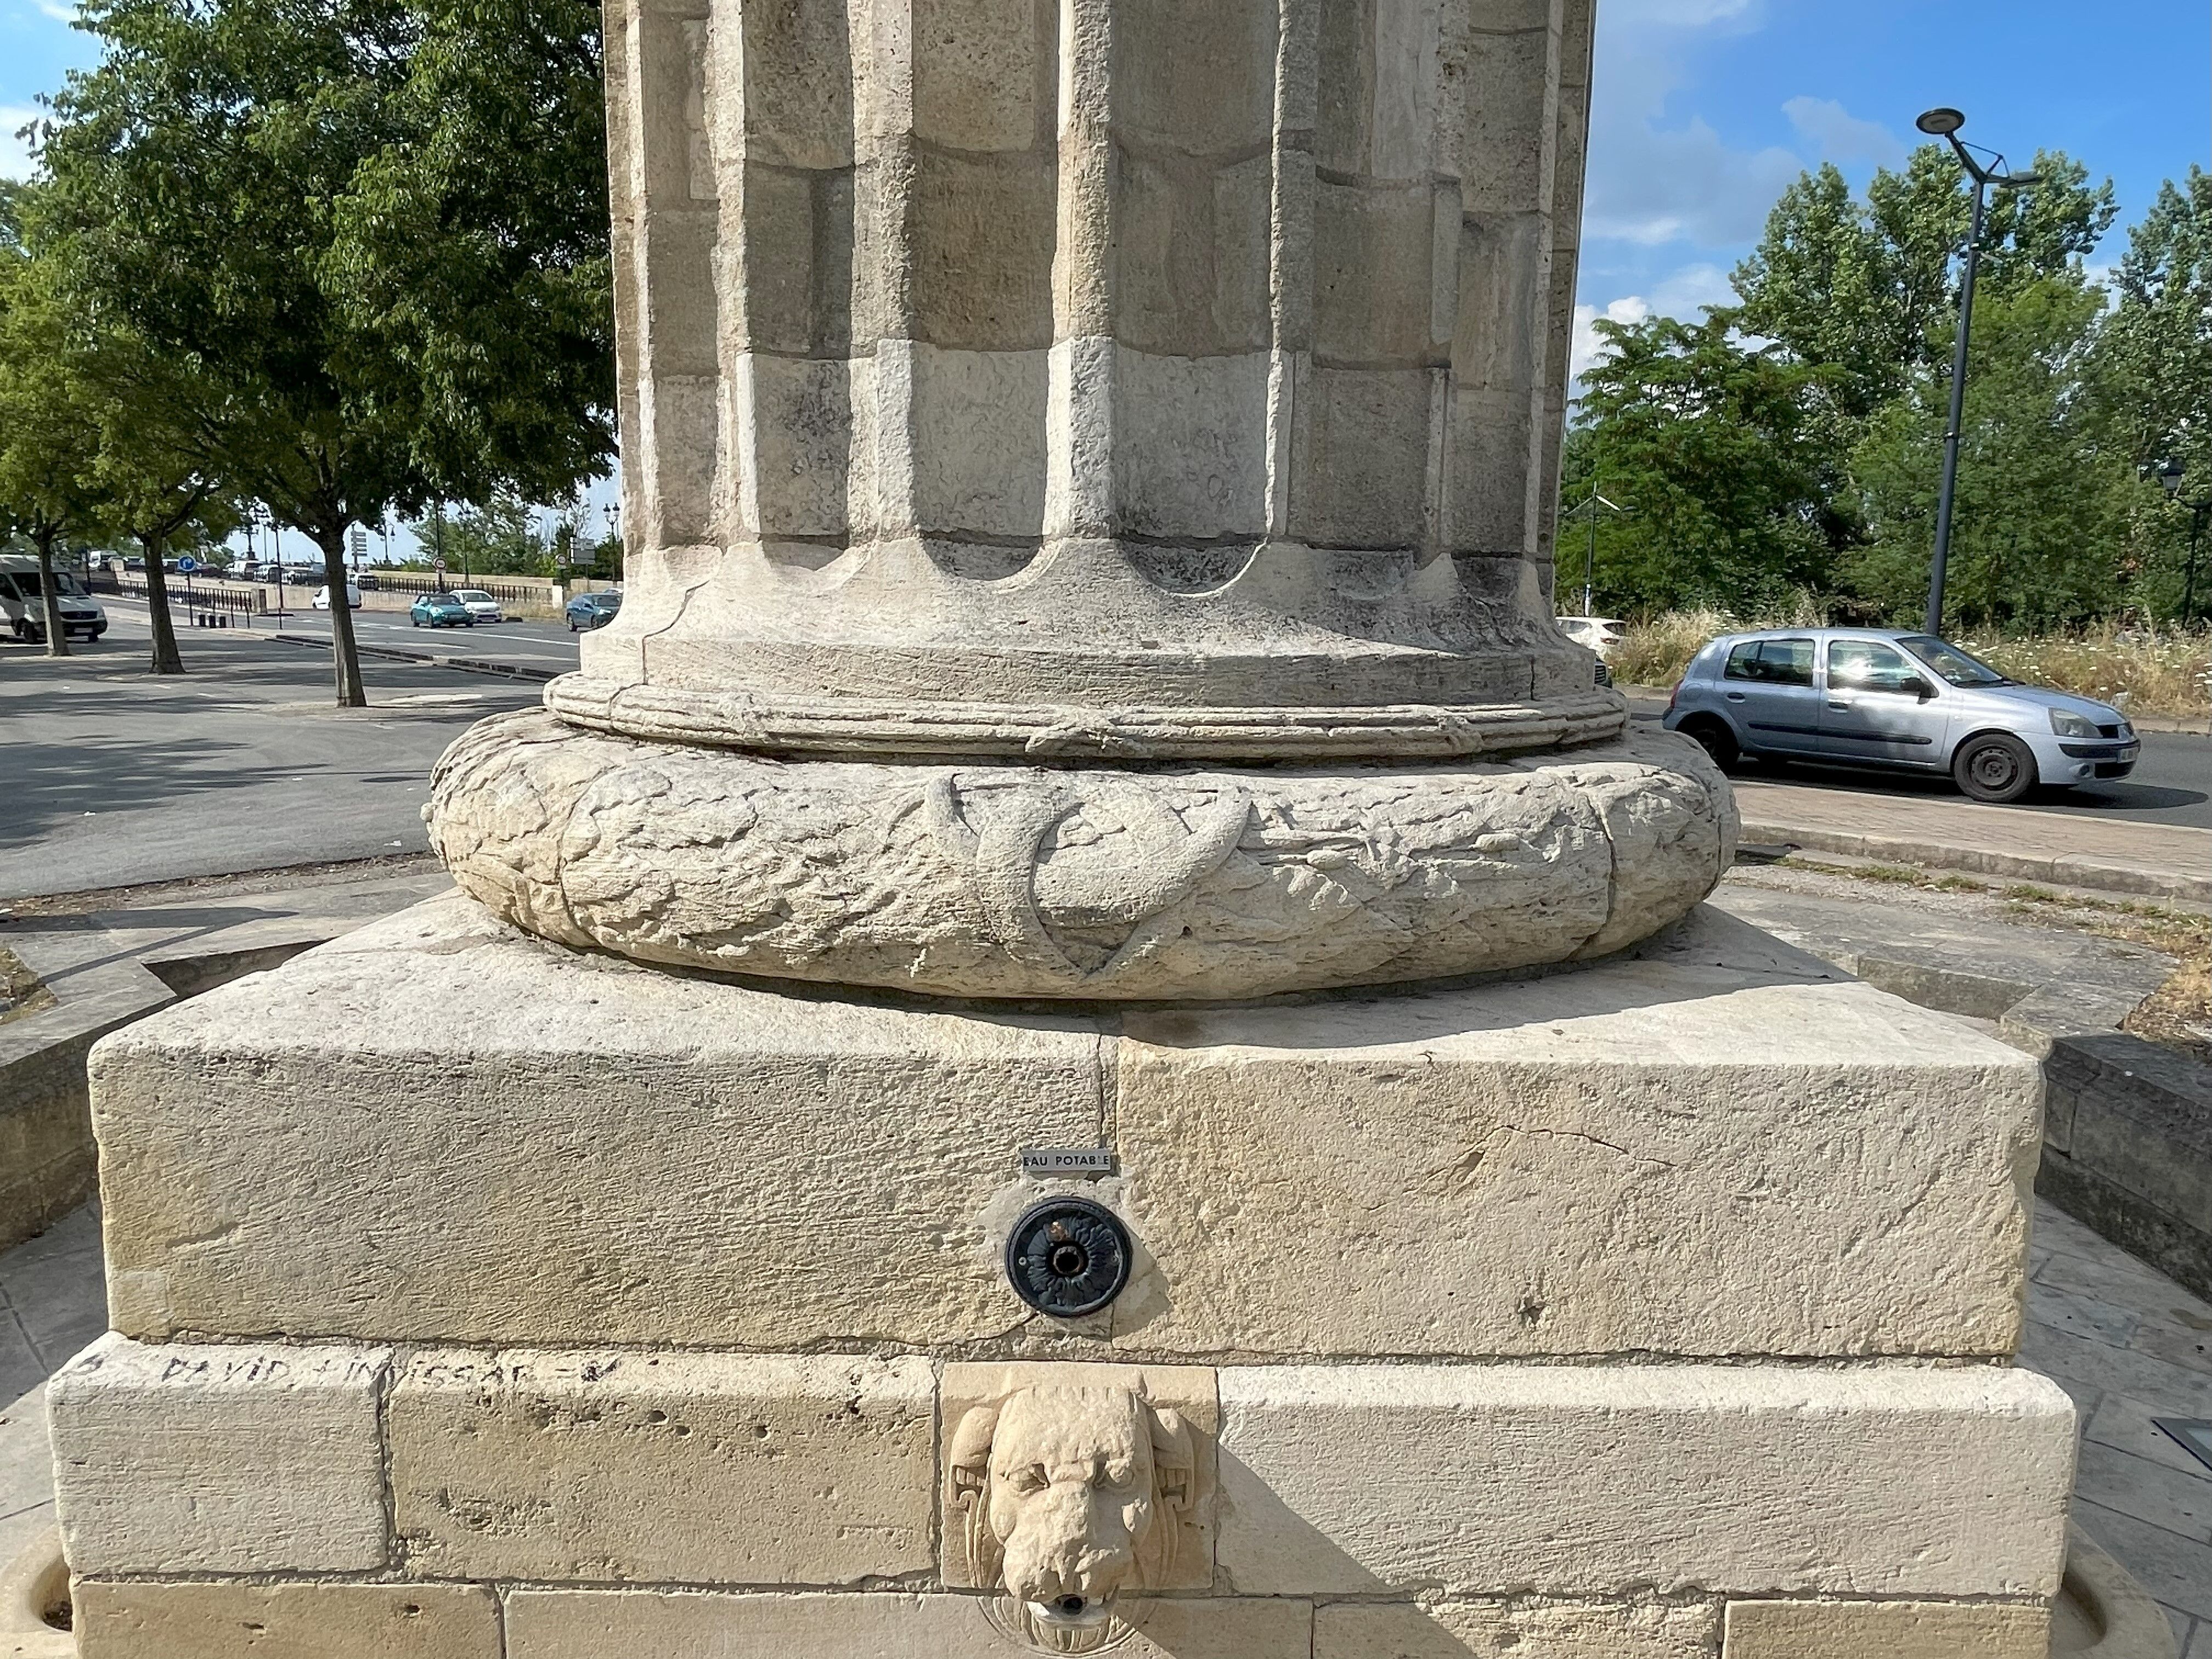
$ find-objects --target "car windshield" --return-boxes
[3,569,86,597]
[1899,635,2012,687]
[454,589,492,602]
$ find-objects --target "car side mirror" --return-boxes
[1903,676,1933,701]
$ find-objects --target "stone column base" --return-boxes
[424,708,1737,998]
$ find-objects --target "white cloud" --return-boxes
[1572,296,1651,379]
[1583,114,1806,246]
[1600,0,1759,25]
[1570,264,1740,379]
[32,0,76,20]
[0,105,41,181]
[1782,97,1904,167]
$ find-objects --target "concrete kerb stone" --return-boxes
[260,631,557,684]
[1736,819,2212,907]
[0,950,172,1255]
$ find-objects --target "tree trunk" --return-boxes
[32,532,69,658]
[317,528,368,707]
[139,532,186,675]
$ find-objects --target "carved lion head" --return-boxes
[949,1384,1199,1654]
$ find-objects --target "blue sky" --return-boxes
[1577,0,2212,370]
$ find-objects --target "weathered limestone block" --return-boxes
[90,896,1103,1348]
[501,1590,1314,1658]
[428,709,1735,999]
[1720,1599,2053,1658]
[388,1349,936,1584]
[1110,951,2044,1360]
[1313,1598,1723,1659]
[49,1335,388,1576]
[72,1583,500,1659]
[89,898,2041,1359]
[1214,1364,2075,1599]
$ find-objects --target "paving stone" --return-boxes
[2072,1439,2212,1544]
[2072,1500,2212,1622]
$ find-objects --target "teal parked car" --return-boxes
[409,591,475,628]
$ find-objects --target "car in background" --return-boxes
[284,568,319,586]
[449,588,504,624]
[1663,627,2137,804]
[313,583,363,611]
[1556,616,1627,658]
[410,591,476,629]
[565,590,623,632]
[0,554,108,641]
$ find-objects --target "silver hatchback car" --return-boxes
[1663,628,2138,804]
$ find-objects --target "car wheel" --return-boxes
[1678,716,1739,771]
[1953,732,2038,804]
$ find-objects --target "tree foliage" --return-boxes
[1568,141,2192,630]
[1564,314,1837,613]
[35,0,613,703]
[0,229,110,658]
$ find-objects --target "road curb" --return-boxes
[262,632,556,684]
[1739,819,2212,905]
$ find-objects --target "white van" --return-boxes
[0,554,108,642]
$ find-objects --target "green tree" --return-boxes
[2093,170,2212,615]
[1565,312,1838,614]
[1848,276,2127,629]
[404,494,545,577]
[325,0,613,504]
[0,242,110,658]
[1735,146,2117,421]
[40,0,614,704]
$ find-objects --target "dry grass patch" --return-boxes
[1610,612,2209,718]
[0,946,54,1025]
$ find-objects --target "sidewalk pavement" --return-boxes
[1731,776,2212,905]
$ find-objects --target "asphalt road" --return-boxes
[5,602,2204,903]
[243,599,586,675]
[0,606,539,901]
[1626,698,2212,830]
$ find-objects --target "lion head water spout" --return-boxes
[950,1384,1201,1655]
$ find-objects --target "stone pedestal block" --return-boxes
[52,1341,2071,1656]
[86,896,2040,1361]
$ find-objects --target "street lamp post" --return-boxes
[1561,483,1628,618]
[1917,108,2040,637]
[2158,461,2211,624]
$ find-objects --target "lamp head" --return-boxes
[1916,108,1967,137]
[2160,459,2187,499]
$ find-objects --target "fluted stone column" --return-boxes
[580,0,1608,756]
[430,0,1737,997]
